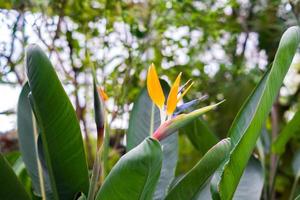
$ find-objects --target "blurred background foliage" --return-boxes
[1,0,300,199]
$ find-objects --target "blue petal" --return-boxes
[173,95,208,117]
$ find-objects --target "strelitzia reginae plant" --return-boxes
[146,63,224,141]
[0,26,300,200]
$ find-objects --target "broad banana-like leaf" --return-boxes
[95,137,162,200]
[165,138,231,200]
[211,26,300,199]
[191,157,263,200]
[272,109,300,155]
[17,82,52,198]
[127,80,178,200]
[232,157,264,200]
[26,44,89,199]
[4,153,32,195]
[0,153,31,200]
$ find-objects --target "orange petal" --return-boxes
[147,63,165,109]
[97,87,109,101]
[177,81,194,104]
[166,72,182,115]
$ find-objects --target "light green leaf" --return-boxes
[95,137,162,200]
[192,157,263,200]
[127,80,178,200]
[17,82,52,198]
[293,150,300,179]
[0,153,31,200]
[165,138,231,200]
[272,109,300,155]
[26,44,89,199]
[211,26,300,199]
[4,151,21,166]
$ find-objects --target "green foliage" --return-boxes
[17,82,52,198]
[127,80,178,199]
[181,118,218,156]
[232,157,264,200]
[211,26,300,200]
[26,45,90,199]
[95,138,162,200]
[272,109,300,155]
[1,24,300,200]
[0,153,31,200]
[165,138,231,200]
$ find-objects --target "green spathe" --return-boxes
[153,101,224,141]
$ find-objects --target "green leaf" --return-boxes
[190,157,263,200]
[211,26,300,199]
[165,138,231,200]
[272,109,300,155]
[95,137,162,200]
[12,157,34,195]
[17,82,52,198]
[25,44,89,199]
[293,150,300,179]
[232,157,264,200]
[127,80,178,200]
[0,153,31,200]
[4,153,33,195]
[181,118,218,155]
[4,151,21,166]
[290,150,300,200]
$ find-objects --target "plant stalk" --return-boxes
[87,147,103,200]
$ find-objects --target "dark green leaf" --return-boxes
[95,137,162,200]
[272,109,300,155]
[0,153,31,200]
[165,138,231,200]
[182,118,218,155]
[4,151,21,166]
[26,44,89,199]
